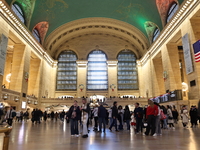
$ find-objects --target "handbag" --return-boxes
[168,116,173,120]
[160,111,166,120]
[131,122,136,126]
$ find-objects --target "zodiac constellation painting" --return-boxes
[38,0,68,20]
[114,0,147,22]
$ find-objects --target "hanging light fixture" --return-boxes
[14,96,20,102]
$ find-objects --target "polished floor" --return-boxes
[0,120,200,150]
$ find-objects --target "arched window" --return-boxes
[152,28,160,42]
[87,50,108,90]
[11,3,25,24]
[117,50,138,90]
[56,50,77,90]
[32,28,41,43]
[167,3,179,23]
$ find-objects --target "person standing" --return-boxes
[60,110,65,122]
[134,103,144,134]
[181,105,189,128]
[154,103,162,136]
[143,99,158,136]
[118,105,124,130]
[80,98,90,138]
[43,111,48,122]
[98,103,107,132]
[124,105,131,130]
[23,110,29,122]
[108,107,113,126]
[50,111,55,121]
[167,105,175,129]
[172,106,179,124]
[109,101,119,132]
[190,106,198,128]
[67,100,81,137]
[92,105,99,131]
[5,107,16,127]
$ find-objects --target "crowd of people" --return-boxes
[0,99,200,138]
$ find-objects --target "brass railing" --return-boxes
[0,127,12,150]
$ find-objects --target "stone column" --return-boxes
[152,57,165,96]
[9,44,31,110]
[107,60,118,97]
[76,60,88,98]
[28,58,41,97]
[161,44,182,91]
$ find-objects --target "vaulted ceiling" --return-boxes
[6,0,184,37]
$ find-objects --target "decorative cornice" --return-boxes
[0,0,56,66]
[44,18,149,58]
[139,0,198,66]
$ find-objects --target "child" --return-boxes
[130,113,136,133]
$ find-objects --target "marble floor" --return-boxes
[0,120,200,150]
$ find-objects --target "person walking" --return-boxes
[67,100,81,137]
[98,103,107,132]
[80,98,90,138]
[124,105,131,130]
[5,107,16,127]
[109,101,119,132]
[143,99,158,136]
[134,103,144,134]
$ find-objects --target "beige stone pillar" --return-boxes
[28,58,41,97]
[107,60,118,97]
[77,60,88,98]
[9,44,31,110]
[152,57,165,96]
[182,19,200,99]
[161,44,182,91]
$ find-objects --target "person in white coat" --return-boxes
[181,105,189,128]
[167,105,175,129]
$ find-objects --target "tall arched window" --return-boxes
[11,3,25,24]
[32,28,41,43]
[152,28,160,42]
[57,50,77,90]
[87,50,108,90]
[117,50,138,90]
[167,3,179,23]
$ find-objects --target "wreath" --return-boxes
[24,72,29,82]
[79,84,84,92]
[110,84,116,91]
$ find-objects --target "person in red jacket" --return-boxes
[143,99,158,136]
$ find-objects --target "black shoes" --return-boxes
[82,135,88,138]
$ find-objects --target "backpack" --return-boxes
[12,111,16,117]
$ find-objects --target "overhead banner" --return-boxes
[182,33,193,74]
[0,34,8,76]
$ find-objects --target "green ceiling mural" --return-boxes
[5,0,184,38]
[6,0,36,27]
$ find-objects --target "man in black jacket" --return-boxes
[134,103,144,134]
[98,103,107,132]
[109,101,119,132]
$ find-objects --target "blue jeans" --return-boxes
[109,118,117,131]
[70,119,79,135]
[98,117,106,132]
[109,117,113,126]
